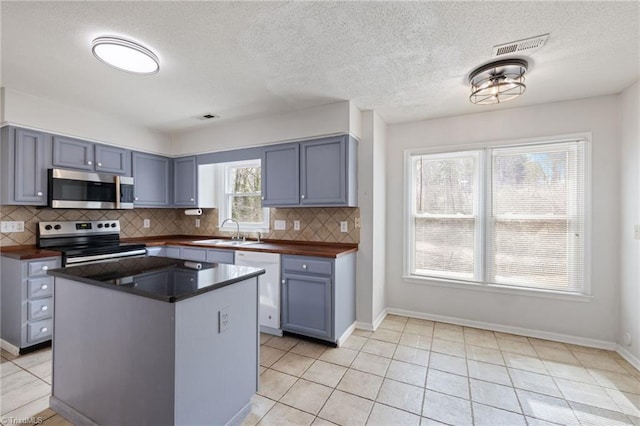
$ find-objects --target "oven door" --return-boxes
[48,169,134,209]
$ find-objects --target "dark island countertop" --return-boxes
[47,256,264,303]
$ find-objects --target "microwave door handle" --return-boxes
[115,175,121,209]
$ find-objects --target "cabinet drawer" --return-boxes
[27,318,52,343]
[181,247,207,262]
[27,277,54,298]
[145,247,165,257]
[28,259,59,277]
[206,249,235,265]
[282,256,332,276]
[166,246,181,259]
[28,298,53,321]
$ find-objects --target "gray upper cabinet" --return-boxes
[132,152,172,207]
[53,136,94,171]
[173,156,197,206]
[261,135,357,208]
[95,145,131,175]
[261,144,300,206]
[53,136,131,176]
[0,127,52,206]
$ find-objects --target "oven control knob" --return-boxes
[111,223,117,228]
[45,225,52,230]
[97,223,103,228]
[54,225,62,230]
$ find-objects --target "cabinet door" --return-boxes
[300,136,347,205]
[281,272,332,340]
[173,156,197,206]
[95,145,131,176]
[13,128,51,205]
[132,152,172,206]
[261,144,300,206]
[53,136,94,170]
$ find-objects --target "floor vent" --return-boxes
[196,113,219,120]
[492,34,549,57]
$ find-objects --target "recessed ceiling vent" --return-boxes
[196,113,219,120]
[492,34,549,57]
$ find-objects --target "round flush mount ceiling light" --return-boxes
[91,37,159,75]
[468,59,528,105]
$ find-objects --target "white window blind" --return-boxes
[409,139,586,294]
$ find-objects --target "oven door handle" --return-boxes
[65,249,148,265]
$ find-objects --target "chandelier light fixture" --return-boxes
[91,36,159,75]
[468,59,528,105]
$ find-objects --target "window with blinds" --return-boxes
[409,139,586,294]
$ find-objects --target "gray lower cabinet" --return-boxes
[132,152,172,207]
[281,253,356,343]
[0,255,60,351]
[53,136,131,176]
[154,246,235,264]
[173,156,198,206]
[261,135,357,208]
[0,126,52,205]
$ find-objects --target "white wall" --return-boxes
[356,110,387,328]
[619,81,640,364]
[170,101,353,155]
[387,96,621,345]
[1,88,171,155]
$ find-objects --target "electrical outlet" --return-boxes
[1,221,24,233]
[274,220,286,230]
[340,221,348,233]
[635,224,640,240]
[195,218,201,228]
[355,217,360,228]
[218,307,230,333]
[143,219,150,228]
[294,220,300,231]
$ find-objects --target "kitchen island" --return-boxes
[47,256,264,426]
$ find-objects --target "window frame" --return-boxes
[403,133,592,298]
[215,159,270,233]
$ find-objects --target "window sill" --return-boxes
[402,275,593,302]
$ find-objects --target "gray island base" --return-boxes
[48,257,263,426]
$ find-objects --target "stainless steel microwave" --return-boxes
[47,168,135,209]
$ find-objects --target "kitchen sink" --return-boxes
[190,239,260,247]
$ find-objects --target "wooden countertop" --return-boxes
[125,236,358,258]
[0,245,62,260]
[1,237,357,260]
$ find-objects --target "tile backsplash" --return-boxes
[0,206,360,246]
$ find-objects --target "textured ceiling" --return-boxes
[1,1,639,134]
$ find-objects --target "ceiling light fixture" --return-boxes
[468,59,528,105]
[91,36,159,75]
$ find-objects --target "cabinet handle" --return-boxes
[87,161,92,165]
[97,162,102,167]
[41,284,48,290]
[40,327,48,333]
[302,264,308,269]
[42,266,48,271]
[135,197,139,201]
[41,305,48,311]
[261,196,264,200]
[281,279,285,284]
[37,191,43,197]
[301,195,305,199]
[190,198,194,202]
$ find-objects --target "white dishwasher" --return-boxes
[235,251,282,335]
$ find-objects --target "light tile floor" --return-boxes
[2,315,639,426]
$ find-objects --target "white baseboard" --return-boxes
[616,345,640,372]
[354,309,388,332]
[336,322,357,347]
[1,339,19,356]
[386,307,617,351]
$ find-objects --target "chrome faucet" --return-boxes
[220,218,241,240]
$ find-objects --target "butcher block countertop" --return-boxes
[1,236,357,260]
[125,235,358,258]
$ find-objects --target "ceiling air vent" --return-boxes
[492,34,549,57]
[196,113,219,120]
